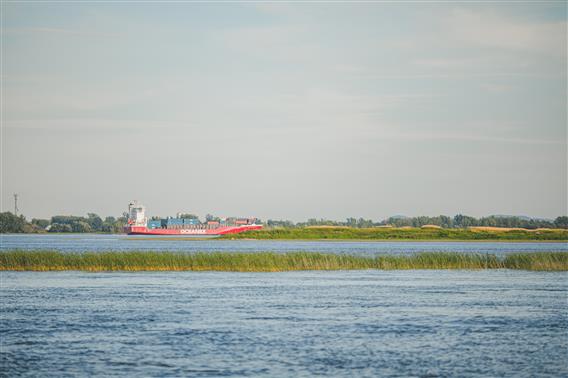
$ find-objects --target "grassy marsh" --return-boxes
[220,227,568,241]
[1,251,566,272]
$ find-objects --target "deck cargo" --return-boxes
[124,201,262,236]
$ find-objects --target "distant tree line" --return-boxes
[49,214,126,233]
[0,212,44,233]
[266,215,568,230]
[384,215,568,229]
[1,211,567,233]
[0,212,127,233]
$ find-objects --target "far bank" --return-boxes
[219,226,568,241]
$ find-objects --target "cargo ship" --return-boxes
[124,201,263,235]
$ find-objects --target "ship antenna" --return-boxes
[13,193,18,216]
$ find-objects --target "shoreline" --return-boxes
[214,238,568,243]
[3,233,567,243]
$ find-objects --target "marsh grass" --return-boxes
[503,252,568,271]
[1,251,566,272]
[220,227,568,241]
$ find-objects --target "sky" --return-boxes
[1,2,566,221]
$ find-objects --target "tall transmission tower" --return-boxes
[14,193,19,216]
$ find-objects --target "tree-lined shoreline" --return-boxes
[1,211,567,234]
[220,226,568,241]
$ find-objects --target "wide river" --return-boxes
[2,270,567,377]
[1,234,567,255]
[2,235,567,376]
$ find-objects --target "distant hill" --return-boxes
[491,215,553,222]
[389,215,408,219]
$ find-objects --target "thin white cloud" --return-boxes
[228,88,433,131]
[334,70,562,80]
[376,131,564,146]
[5,82,165,114]
[218,24,317,63]
[413,57,487,69]
[251,3,297,16]
[3,119,185,131]
[447,8,567,56]
[478,82,515,93]
[2,27,119,38]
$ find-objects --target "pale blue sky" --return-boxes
[2,2,566,220]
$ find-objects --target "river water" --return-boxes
[2,270,567,377]
[1,234,567,255]
[2,235,567,376]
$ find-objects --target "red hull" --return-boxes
[125,225,262,236]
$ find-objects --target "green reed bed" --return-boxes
[220,227,568,241]
[1,251,567,272]
[503,252,568,271]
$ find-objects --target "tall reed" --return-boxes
[1,251,566,272]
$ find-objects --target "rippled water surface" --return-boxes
[1,234,567,255]
[2,270,567,377]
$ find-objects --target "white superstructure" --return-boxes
[127,201,147,226]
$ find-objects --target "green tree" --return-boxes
[0,212,27,233]
[49,223,73,232]
[87,213,103,232]
[554,216,568,229]
[266,219,295,228]
[31,218,50,229]
[71,221,92,233]
[356,218,374,228]
[453,214,477,228]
